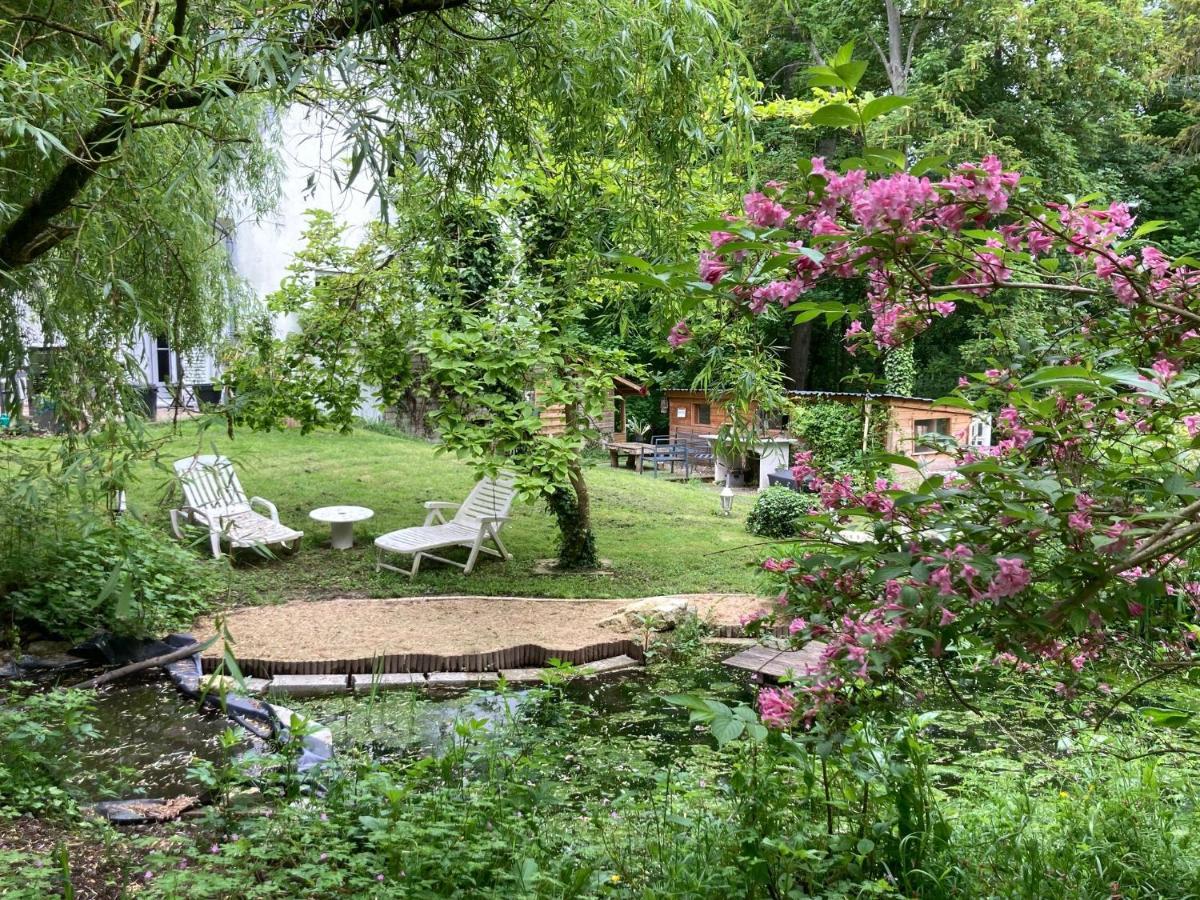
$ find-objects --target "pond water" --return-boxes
[68,675,245,800]
[293,654,755,764]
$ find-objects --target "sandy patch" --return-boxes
[194,594,770,662]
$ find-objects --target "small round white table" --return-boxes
[309,505,374,550]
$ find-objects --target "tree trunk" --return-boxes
[873,0,921,97]
[787,322,813,389]
[548,403,599,569]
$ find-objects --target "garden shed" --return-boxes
[538,375,647,441]
[664,388,985,477]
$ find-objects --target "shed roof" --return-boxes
[613,375,648,396]
[664,387,946,405]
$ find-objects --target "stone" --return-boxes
[17,652,86,671]
[198,674,270,696]
[244,678,271,696]
[499,668,545,683]
[266,674,349,697]
[427,671,499,686]
[351,673,425,692]
[199,674,236,693]
[598,596,696,631]
[90,795,199,824]
[582,655,640,676]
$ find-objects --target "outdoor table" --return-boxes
[309,505,374,550]
[607,441,656,473]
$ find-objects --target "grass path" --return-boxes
[127,423,769,607]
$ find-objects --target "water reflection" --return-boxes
[68,675,243,799]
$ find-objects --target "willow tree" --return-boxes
[0,0,750,426]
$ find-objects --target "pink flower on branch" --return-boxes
[743,192,791,228]
[698,251,728,285]
[758,687,797,729]
[667,320,692,348]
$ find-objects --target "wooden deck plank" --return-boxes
[721,642,826,682]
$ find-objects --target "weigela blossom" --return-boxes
[667,320,692,348]
[757,687,797,729]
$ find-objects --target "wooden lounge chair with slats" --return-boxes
[375,472,517,576]
[170,455,303,559]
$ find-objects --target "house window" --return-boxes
[155,335,172,384]
[694,403,711,425]
[913,417,951,452]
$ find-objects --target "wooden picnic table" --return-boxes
[607,441,656,473]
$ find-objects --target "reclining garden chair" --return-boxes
[170,455,303,559]
[375,472,517,576]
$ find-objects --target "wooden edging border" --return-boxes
[200,639,647,679]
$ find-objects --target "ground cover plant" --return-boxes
[2,647,1200,898]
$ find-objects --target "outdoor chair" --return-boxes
[374,472,517,576]
[170,455,304,559]
[645,442,690,479]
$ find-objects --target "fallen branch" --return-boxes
[72,635,217,690]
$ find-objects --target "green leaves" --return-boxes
[809,103,861,129]
[1141,707,1193,729]
[665,694,767,746]
[861,95,912,124]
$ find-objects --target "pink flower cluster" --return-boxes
[758,687,796,729]
[670,153,1200,358]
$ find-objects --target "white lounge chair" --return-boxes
[375,472,517,576]
[170,455,303,559]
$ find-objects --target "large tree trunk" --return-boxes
[547,403,599,569]
[787,322,813,389]
[545,459,598,570]
[873,0,921,97]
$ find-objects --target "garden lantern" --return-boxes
[720,474,734,516]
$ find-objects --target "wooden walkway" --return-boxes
[721,642,825,683]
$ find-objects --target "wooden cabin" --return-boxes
[663,388,985,477]
[538,375,647,441]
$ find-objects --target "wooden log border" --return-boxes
[201,639,646,680]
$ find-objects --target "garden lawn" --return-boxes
[127,422,768,607]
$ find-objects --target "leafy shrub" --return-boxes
[9,518,218,641]
[746,486,818,538]
[0,687,95,818]
[788,400,864,470]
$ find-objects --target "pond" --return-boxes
[67,674,245,801]
[292,651,755,766]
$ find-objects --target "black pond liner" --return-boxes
[89,633,335,825]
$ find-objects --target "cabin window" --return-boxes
[694,403,711,425]
[913,417,951,451]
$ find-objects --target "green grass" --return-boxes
[125,423,767,606]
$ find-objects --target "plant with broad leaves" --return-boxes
[627,51,1200,737]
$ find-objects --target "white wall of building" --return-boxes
[229,105,379,338]
[12,105,386,419]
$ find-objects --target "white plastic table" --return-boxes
[308,505,374,550]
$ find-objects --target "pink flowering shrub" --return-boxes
[655,147,1200,732]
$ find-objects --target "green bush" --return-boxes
[788,400,864,470]
[0,687,95,818]
[746,486,818,538]
[9,517,218,641]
